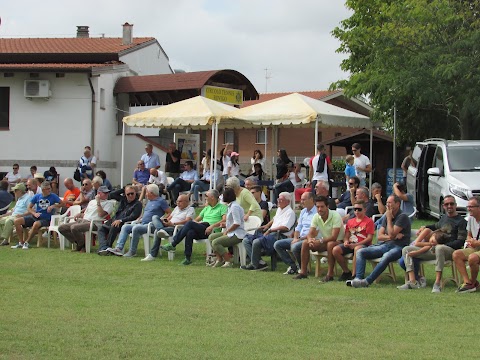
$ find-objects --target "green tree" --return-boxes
[332,0,480,144]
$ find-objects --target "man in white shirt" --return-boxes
[352,142,371,187]
[141,144,161,169]
[3,163,22,191]
[26,178,42,196]
[310,144,333,187]
[139,168,168,201]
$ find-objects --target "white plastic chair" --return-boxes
[48,205,81,250]
[122,220,155,257]
[234,216,262,267]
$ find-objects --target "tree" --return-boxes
[332,0,480,144]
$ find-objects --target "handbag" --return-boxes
[73,168,81,182]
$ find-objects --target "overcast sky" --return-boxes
[2,0,352,93]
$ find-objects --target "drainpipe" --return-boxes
[88,75,96,152]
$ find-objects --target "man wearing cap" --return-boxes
[58,186,116,252]
[0,183,30,245]
[11,181,61,250]
[141,144,161,170]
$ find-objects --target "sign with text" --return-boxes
[201,85,243,106]
[174,133,200,170]
[386,168,404,196]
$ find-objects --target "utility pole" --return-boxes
[264,68,272,93]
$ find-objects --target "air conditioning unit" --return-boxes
[24,80,51,98]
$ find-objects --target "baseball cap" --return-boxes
[12,183,26,192]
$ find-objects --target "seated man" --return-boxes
[92,176,103,195]
[249,186,270,226]
[139,167,168,201]
[347,195,411,288]
[343,187,377,222]
[58,186,115,252]
[398,195,467,292]
[371,182,386,215]
[244,176,267,202]
[166,160,199,203]
[60,178,81,213]
[108,184,170,257]
[332,199,374,281]
[0,180,13,215]
[241,192,296,271]
[12,181,61,250]
[161,189,226,265]
[190,167,217,207]
[274,191,316,275]
[26,178,42,197]
[294,196,345,279]
[314,180,337,210]
[335,176,360,217]
[452,196,480,293]
[0,183,31,246]
[142,194,195,261]
[97,185,143,255]
[132,160,150,193]
[73,178,95,210]
[3,164,22,192]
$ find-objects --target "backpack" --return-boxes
[316,154,327,173]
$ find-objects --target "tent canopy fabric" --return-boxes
[122,95,248,129]
[225,92,371,128]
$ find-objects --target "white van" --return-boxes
[406,138,480,218]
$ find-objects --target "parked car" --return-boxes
[406,138,480,218]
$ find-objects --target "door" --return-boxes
[428,146,445,215]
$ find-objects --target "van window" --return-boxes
[412,144,423,166]
[433,147,444,173]
[447,146,480,171]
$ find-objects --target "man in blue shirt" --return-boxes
[12,181,61,250]
[274,191,316,275]
[109,184,171,257]
[0,183,31,246]
[132,160,150,193]
[166,160,199,203]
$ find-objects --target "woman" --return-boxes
[208,187,246,268]
[250,149,265,172]
[44,166,58,194]
[200,149,212,176]
[95,170,113,191]
[227,152,240,178]
[249,163,264,181]
[276,149,292,181]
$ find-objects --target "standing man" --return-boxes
[347,195,411,288]
[294,196,344,280]
[0,183,31,246]
[452,196,480,293]
[11,181,61,250]
[399,195,467,292]
[351,143,371,187]
[165,142,181,178]
[310,144,333,190]
[79,146,97,180]
[141,143,161,170]
[274,191,317,275]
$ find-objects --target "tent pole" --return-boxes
[210,122,215,190]
[121,122,125,187]
[264,127,267,177]
[393,103,397,185]
[214,121,219,189]
[315,117,319,152]
[369,126,373,196]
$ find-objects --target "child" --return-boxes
[344,155,356,186]
[406,229,450,258]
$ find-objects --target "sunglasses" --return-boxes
[126,192,135,196]
[82,183,89,186]
[353,208,363,212]
[443,202,455,206]
[348,183,355,186]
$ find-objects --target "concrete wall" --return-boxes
[120,43,172,76]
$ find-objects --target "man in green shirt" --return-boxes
[161,189,226,265]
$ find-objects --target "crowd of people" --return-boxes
[1,142,479,295]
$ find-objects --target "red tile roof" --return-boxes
[0,62,125,71]
[0,37,156,54]
[242,90,341,107]
[114,70,219,93]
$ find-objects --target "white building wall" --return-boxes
[120,43,173,76]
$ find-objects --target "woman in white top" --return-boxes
[220,144,232,181]
[208,187,246,268]
[250,149,265,172]
[227,152,240,178]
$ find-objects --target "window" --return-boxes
[0,87,10,129]
[256,129,266,144]
[433,147,444,173]
[100,88,106,110]
[335,132,342,137]
[224,130,234,144]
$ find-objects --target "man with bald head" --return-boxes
[59,178,81,214]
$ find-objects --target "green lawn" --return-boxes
[0,218,474,359]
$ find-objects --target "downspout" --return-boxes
[87,75,96,152]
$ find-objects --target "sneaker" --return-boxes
[397,281,420,290]
[180,258,192,266]
[161,243,176,252]
[11,243,23,249]
[338,271,353,281]
[141,254,155,262]
[191,202,199,208]
[0,239,10,246]
[240,264,256,271]
[283,266,298,275]
[431,283,442,293]
[123,252,136,258]
[253,263,268,271]
[418,276,427,288]
[457,282,477,293]
[221,261,233,268]
[42,232,49,239]
[22,242,29,250]
[351,278,369,288]
[293,273,308,280]
[212,260,224,267]
[156,230,170,239]
[320,275,334,283]
[97,249,110,256]
[108,248,124,256]
[346,280,353,287]
[258,259,267,267]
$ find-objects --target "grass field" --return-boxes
[0,218,475,359]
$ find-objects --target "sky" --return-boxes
[1,0,352,93]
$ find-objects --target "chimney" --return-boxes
[122,22,133,45]
[76,26,90,38]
